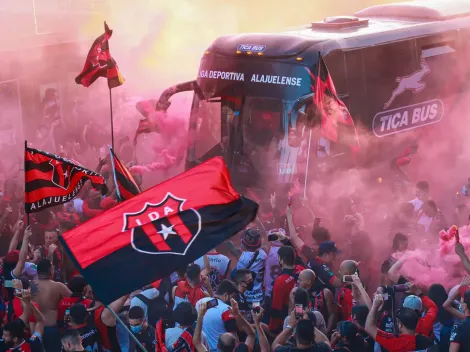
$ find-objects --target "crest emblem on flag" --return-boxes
[49,160,75,190]
[123,193,202,255]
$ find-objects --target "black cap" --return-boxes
[242,228,261,250]
[318,241,341,256]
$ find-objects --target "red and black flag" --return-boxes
[109,147,141,201]
[25,147,108,213]
[59,157,258,304]
[75,22,125,89]
[309,54,360,152]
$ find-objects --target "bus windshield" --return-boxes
[186,93,315,190]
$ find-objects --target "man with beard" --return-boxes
[195,280,238,352]
[0,289,45,352]
[290,269,335,334]
[233,269,255,322]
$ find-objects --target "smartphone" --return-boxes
[13,289,22,298]
[64,308,71,323]
[252,301,261,313]
[343,275,354,283]
[206,298,218,309]
[268,234,279,242]
[295,304,303,319]
[4,280,14,288]
[456,229,460,243]
[314,217,321,229]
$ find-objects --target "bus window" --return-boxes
[240,97,285,182]
[192,96,222,160]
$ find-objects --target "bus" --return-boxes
[156,1,470,194]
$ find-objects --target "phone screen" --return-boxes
[343,275,354,283]
[295,304,303,319]
[206,298,218,309]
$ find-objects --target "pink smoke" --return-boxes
[395,224,470,289]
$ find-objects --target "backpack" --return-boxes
[134,294,171,328]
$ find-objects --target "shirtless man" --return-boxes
[33,258,71,352]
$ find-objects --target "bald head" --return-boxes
[298,269,316,289]
[218,333,237,352]
[340,260,358,275]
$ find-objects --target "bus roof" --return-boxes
[208,1,470,57]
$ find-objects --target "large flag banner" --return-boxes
[109,147,141,201]
[59,157,258,304]
[310,55,360,152]
[25,147,108,213]
[75,22,125,89]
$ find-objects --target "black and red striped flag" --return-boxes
[75,22,125,89]
[59,157,258,304]
[25,147,108,213]
[109,147,141,201]
[309,54,359,152]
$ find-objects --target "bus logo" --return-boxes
[237,44,266,53]
[384,57,430,109]
[373,99,444,138]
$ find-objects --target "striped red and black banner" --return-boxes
[310,55,360,152]
[25,147,108,213]
[75,22,124,89]
[109,147,141,201]
[59,157,258,304]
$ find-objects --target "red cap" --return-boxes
[4,250,19,264]
[459,285,470,298]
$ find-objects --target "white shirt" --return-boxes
[409,197,423,212]
[236,250,267,302]
[194,253,230,290]
[264,244,283,298]
[195,297,232,352]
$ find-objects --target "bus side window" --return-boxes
[416,32,458,99]
[361,40,416,111]
[325,50,348,96]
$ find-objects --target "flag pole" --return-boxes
[109,88,115,150]
[105,304,147,352]
[24,140,30,226]
[303,129,313,201]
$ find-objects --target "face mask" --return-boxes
[130,325,143,334]
[245,281,254,291]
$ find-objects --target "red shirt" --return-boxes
[336,286,353,322]
[4,298,40,324]
[174,280,206,307]
[92,305,120,352]
[375,330,417,352]
[416,296,438,336]
[57,296,92,325]
[269,267,301,332]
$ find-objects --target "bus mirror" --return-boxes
[156,80,204,112]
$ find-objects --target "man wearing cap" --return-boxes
[235,228,267,306]
[365,292,433,352]
[449,289,470,351]
[402,284,437,337]
[307,241,343,291]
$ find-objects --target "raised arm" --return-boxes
[12,225,32,278]
[194,302,208,352]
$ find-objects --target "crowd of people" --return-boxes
[1,88,470,352]
[1,151,470,352]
